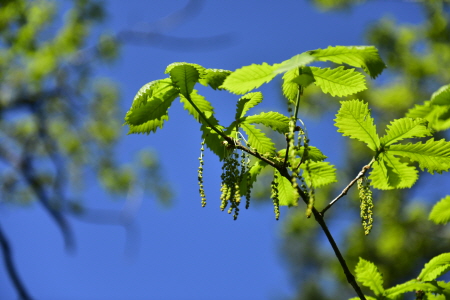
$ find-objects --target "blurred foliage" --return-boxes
[281,1,450,299]
[0,0,172,241]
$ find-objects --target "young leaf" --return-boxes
[221,63,279,94]
[355,258,385,297]
[309,66,367,97]
[241,123,276,155]
[429,196,450,225]
[275,169,299,206]
[273,52,315,74]
[406,101,450,132]
[282,68,300,103]
[125,79,179,134]
[308,45,386,79]
[380,118,432,146]
[385,280,443,298]
[179,89,214,122]
[167,63,202,97]
[369,153,418,190]
[235,92,263,119]
[418,253,450,281]
[297,146,327,162]
[244,111,290,133]
[389,138,450,174]
[300,161,337,188]
[199,68,232,90]
[335,100,380,151]
[431,84,450,106]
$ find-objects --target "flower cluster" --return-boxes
[357,177,374,235]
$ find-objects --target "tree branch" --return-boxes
[0,222,34,300]
[320,158,375,216]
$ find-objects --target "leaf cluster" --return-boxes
[349,254,450,300]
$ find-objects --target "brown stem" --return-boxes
[321,158,375,216]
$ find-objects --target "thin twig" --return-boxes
[0,222,34,300]
[320,158,375,216]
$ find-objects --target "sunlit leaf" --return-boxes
[199,68,232,90]
[235,92,263,119]
[418,253,450,281]
[369,153,418,190]
[389,138,450,174]
[380,118,432,146]
[335,99,380,151]
[179,89,214,122]
[308,45,386,78]
[241,123,276,155]
[221,63,279,94]
[355,258,385,296]
[309,66,367,97]
[274,52,315,74]
[385,280,443,298]
[301,161,337,188]
[167,63,202,97]
[125,79,179,134]
[431,84,450,106]
[429,196,450,225]
[244,111,290,133]
[275,169,299,206]
[282,68,300,103]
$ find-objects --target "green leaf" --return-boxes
[301,161,337,188]
[309,66,367,97]
[221,62,279,94]
[297,146,327,162]
[239,160,267,197]
[275,169,299,206]
[125,79,179,134]
[244,111,290,133]
[429,196,450,225]
[389,138,450,174]
[418,253,450,281]
[406,101,450,132]
[335,100,380,151]
[179,89,214,122]
[380,118,432,146]
[282,68,300,103]
[198,68,232,90]
[355,258,385,296]
[308,45,386,79]
[235,92,263,119]
[200,114,228,160]
[369,153,418,190]
[273,52,315,74]
[431,84,450,105]
[167,63,202,97]
[386,280,443,298]
[241,123,276,155]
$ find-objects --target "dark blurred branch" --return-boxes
[0,222,34,300]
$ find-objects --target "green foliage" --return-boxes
[351,254,450,299]
[335,99,380,151]
[429,196,450,225]
[335,98,450,189]
[354,258,385,297]
[126,40,450,300]
[306,66,367,97]
[406,84,450,132]
[307,45,386,79]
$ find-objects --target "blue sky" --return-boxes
[0,1,425,299]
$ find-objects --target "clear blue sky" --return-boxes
[1,1,424,299]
